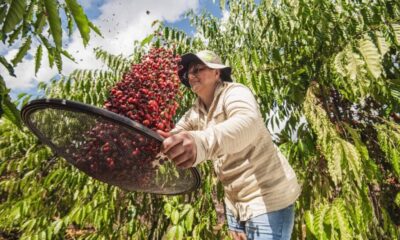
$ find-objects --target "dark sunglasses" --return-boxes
[183,65,208,81]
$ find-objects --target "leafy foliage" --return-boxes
[0,0,101,128]
[1,0,400,239]
[376,121,400,178]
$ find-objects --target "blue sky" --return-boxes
[1,0,224,100]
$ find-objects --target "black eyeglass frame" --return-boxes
[182,64,209,82]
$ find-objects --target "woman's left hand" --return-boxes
[157,130,197,169]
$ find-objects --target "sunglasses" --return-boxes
[183,65,209,82]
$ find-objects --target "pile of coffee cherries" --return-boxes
[72,48,182,186]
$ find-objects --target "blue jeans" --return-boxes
[226,204,295,240]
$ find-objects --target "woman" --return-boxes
[157,50,301,240]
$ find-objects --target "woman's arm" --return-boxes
[170,108,196,134]
[189,85,262,166]
[158,107,198,169]
[159,85,262,169]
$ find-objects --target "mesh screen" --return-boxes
[29,107,199,194]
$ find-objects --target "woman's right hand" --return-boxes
[157,130,197,169]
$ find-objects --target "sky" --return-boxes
[0,0,224,100]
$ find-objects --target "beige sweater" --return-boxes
[173,81,301,221]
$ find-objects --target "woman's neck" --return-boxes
[199,94,213,111]
[198,81,221,111]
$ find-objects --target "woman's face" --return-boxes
[187,63,220,96]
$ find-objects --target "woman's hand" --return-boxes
[157,130,197,169]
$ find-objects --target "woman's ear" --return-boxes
[215,69,221,80]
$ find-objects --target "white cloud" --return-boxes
[2,0,199,93]
[78,0,97,10]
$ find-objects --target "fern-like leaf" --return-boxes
[43,0,62,49]
[0,4,7,24]
[65,0,90,46]
[395,192,400,208]
[35,45,43,76]
[54,49,62,72]
[0,76,22,129]
[329,141,343,185]
[340,139,362,186]
[344,123,378,181]
[392,24,400,46]
[0,56,16,77]
[304,84,343,185]
[375,32,390,57]
[88,20,102,37]
[94,48,130,73]
[314,203,330,240]
[7,24,22,45]
[358,38,382,79]
[1,0,26,34]
[334,51,346,77]
[304,210,316,235]
[330,199,353,239]
[376,122,400,177]
[141,34,154,46]
[11,36,32,66]
[345,48,364,81]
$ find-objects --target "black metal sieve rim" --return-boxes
[20,98,201,195]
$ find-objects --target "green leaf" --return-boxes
[171,209,179,225]
[11,36,32,66]
[392,24,400,46]
[0,5,8,24]
[7,24,21,45]
[164,202,172,217]
[395,192,400,208]
[40,34,55,68]
[34,11,46,34]
[334,51,346,76]
[166,226,177,240]
[43,0,62,49]
[314,204,330,239]
[53,219,63,234]
[141,34,153,46]
[89,20,102,37]
[65,7,74,37]
[0,56,16,76]
[65,0,90,46]
[2,0,26,34]
[0,93,22,129]
[346,49,364,81]
[331,199,352,239]
[305,210,316,235]
[164,27,169,39]
[21,219,36,232]
[359,38,381,79]
[48,49,54,68]
[22,1,36,36]
[34,45,43,75]
[375,32,389,57]
[166,226,184,240]
[185,209,194,231]
[340,140,362,186]
[60,49,76,62]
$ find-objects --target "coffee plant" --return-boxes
[0,0,101,129]
[1,0,400,239]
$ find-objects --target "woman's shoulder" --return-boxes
[223,82,254,96]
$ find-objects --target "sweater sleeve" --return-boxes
[170,108,196,134]
[189,85,262,166]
